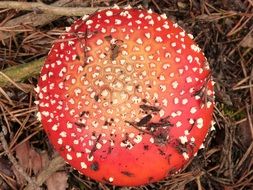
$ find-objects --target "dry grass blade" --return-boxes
[232,84,253,90]
[0,172,17,190]
[245,103,253,139]
[226,3,253,36]
[250,68,253,104]
[232,76,250,89]
[0,87,14,106]
[235,142,253,171]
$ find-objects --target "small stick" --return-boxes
[0,1,107,16]
[195,176,202,190]
[0,57,44,88]
[0,0,68,41]
[0,1,108,41]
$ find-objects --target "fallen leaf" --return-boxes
[240,34,253,48]
[46,172,68,190]
[30,148,43,175]
[15,141,50,175]
[237,115,253,147]
[15,141,31,172]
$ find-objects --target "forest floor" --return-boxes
[0,0,252,190]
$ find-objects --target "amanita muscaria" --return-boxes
[36,6,215,186]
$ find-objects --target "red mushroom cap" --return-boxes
[36,6,214,186]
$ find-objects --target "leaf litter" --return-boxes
[0,0,252,189]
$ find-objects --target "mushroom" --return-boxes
[36,6,214,186]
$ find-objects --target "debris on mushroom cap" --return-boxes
[36,6,215,186]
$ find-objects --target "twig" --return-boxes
[195,176,202,190]
[232,84,253,90]
[0,1,107,16]
[0,0,66,41]
[226,3,253,36]
[0,132,38,188]
[24,155,66,190]
[0,0,104,41]
[232,76,250,89]
[0,57,44,88]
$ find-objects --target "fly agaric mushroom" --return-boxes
[36,6,214,186]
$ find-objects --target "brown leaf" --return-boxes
[46,172,68,190]
[240,34,253,48]
[30,148,43,175]
[15,141,32,172]
[237,115,253,147]
[15,141,48,175]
